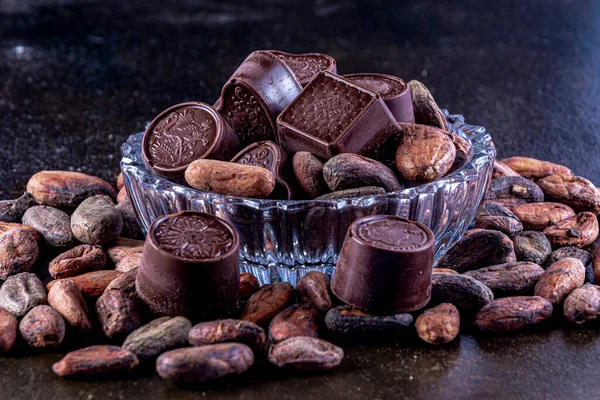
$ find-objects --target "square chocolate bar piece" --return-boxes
[276,71,399,159]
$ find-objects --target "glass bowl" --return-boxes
[121,111,495,285]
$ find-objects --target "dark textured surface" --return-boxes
[1,0,600,399]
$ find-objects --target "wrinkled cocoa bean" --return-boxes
[543,212,599,248]
[431,274,494,314]
[513,231,551,265]
[0,272,47,317]
[437,229,516,273]
[123,316,192,361]
[324,305,414,336]
[27,170,116,208]
[292,152,329,199]
[0,307,18,353]
[189,319,266,351]
[22,206,75,247]
[53,345,139,377]
[511,202,575,230]
[115,253,141,273]
[407,80,448,130]
[115,199,144,240]
[0,228,39,279]
[474,202,523,236]
[47,270,121,298]
[49,244,106,279]
[492,160,520,179]
[534,258,585,304]
[268,337,343,371]
[156,343,254,383]
[500,157,572,180]
[487,176,544,206]
[71,196,123,244]
[47,279,91,332]
[563,283,600,324]
[19,305,65,348]
[415,303,460,345]
[185,159,276,198]
[0,221,41,240]
[474,296,553,332]
[537,174,600,214]
[323,153,402,192]
[269,303,319,344]
[394,123,456,182]
[0,192,36,222]
[242,282,295,326]
[296,271,333,312]
[545,246,592,269]
[464,261,545,297]
[106,237,144,264]
[96,269,141,338]
[239,272,260,300]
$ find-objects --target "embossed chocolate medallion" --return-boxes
[356,218,430,251]
[269,51,337,86]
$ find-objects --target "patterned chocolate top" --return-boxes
[355,217,430,251]
[344,74,407,99]
[273,52,335,84]
[220,84,274,145]
[232,142,276,169]
[153,214,235,259]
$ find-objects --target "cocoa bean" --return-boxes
[537,174,600,214]
[511,202,575,230]
[115,199,144,240]
[415,303,460,345]
[242,282,295,326]
[313,186,387,201]
[474,202,523,236]
[19,305,65,348]
[106,237,144,264]
[534,258,585,304]
[543,212,599,248]
[563,283,600,324]
[185,159,276,198]
[49,244,106,279]
[0,272,47,317]
[446,132,471,173]
[323,153,402,192]
[268,337,343,371]
[71,196,123,244]
[545,246,592,269]
[0,307,18,353]
[0,192,36,223]
[492,160,520,179]
[117,172,124,190]
[47,270,121,298]
[513,231,551,265]
[105,267,137,294]
[487,176,544,206]
[269,303,319,344]
[115,253,141,273]
[432,268,459,275]
[431,274,494,314]
[123,316,192,361]
[96,269,141,338]
[22,206,75,247]
[188,319,266,351]
[156,343,254,383]
[116,186,128,203]
[53,345,139,377]
[239,272,260,300]
[292,152,329,199]
[592,243,600,284]
[474,296,553,332]
[394,123,456,182]
[0,228,39,279]
[296,271,333,312]
[500,157,572,180]
[27,170,116,208]
[407,80,448,130]
[437,229,516,273]
[0,221,41,240]
[47,280,91,332]
[324,305,414,336]
[464,261,545,297]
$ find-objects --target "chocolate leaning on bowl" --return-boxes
[276,71,400,159]
[343,73,414,123]
[217,50,303,145]
[135,211,240,319]
[142,102,240,182]
[268,50,337,86]
[331,215,434,314]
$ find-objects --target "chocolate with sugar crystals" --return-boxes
[269,50,337,86]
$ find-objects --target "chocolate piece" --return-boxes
[269,50,337,86]
[231,141,294,200]
[331,215,434,313]
[217,51,302,145]
[344,73,414,123]
[276,71,399,159]
[136,211,240,319]
[142,102,239,182]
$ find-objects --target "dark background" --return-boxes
[1,0,600,399]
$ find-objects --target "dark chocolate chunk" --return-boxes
[269,50,337,86]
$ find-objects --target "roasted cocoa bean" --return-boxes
[408,80,449,130]
[242,282,295,326]
[324,305,414,336]
[269,303,319,344]
[431,274,494,314]
[116,186,128,203]
[474,202,523,236]
[513,231,551,265]
[592,242,600,284]
[123,316,192,361]
[446,132,471,173]
[292,152,330,199]
[500,157,572,180]
[563,283,600,324]
[0,193,36,223]
[492,160,520,179]
[188,319,266,351]
[268,336,343,371]
[185,159,276,198]
[47,279,91,332]
[534,257,585,305]
[0,307,18,353]
[543,212,599,248]
[22,206,75,247]
[432,268,459,275]
[0,272,47,317]
[464,261,545,297]
[156,343,254,383]
[27,170,116,208]
[115,199,144,240]
[239,272,260,300]
[394,123,456,182]
[49,244,106,279]
[0,221,41,240]
[537,174,600,214]
[117,172,124,190]
[545,246,592,269]
[474,296,553,332]
[437,229,516,273]
[19,305,65,348]
[511,202,575,230]
[71,196,123,244]
[53,345,139,377]
[486,176,544,206]
[415,303,460,345]
[115,253,141,273]
[106,237,144,264]
[96,269,141,338]
[0,228,39,279]
[47,270,121,298]
[296,271,333,312]
[323,153,402,192]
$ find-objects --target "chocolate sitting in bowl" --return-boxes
[268,50,337,86]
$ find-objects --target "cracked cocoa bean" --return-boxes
[513,231,551,265]
[474,296,553,332]
[296,271,333,312]
[47,279,91,332]
[49,244,106,279]
[537,174,600,214]
[242,282,295,326]
[324,305,413,336]
[53,345,139,377]
[487,176,544,207]
[543,212,599,248]
[47,270,121,298]
[0,193,36,223]
[407,80,448,130]
[0,228,39,279]
[292,152,329,199]
[431,274,494,314]
[19,305,65,348]
[269,303,319,344]
[323,153,402,192]
[534,258,585,305]
[239,272,260,300]
[188,319,266,351]
[415,303,460,345]
[0,272,47,317]
[123,316,192,361]
[268,336,343,371]
[511,202,575,230]
[464,261,545,297]
[563,284,600,324]
[474,202,523,236]
[0,307,18,353]
[71,196,123,244]
[22,206,75,247]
